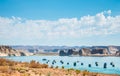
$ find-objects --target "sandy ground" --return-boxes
[0,66,119,76]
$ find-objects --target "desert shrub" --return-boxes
[0,58,16,66]
[29,60,40,68]
[21,73,30,76]
[75,69,81,74]
[50,65,53,68]
[10,66,16,70]
[55,66,58,69]
[0,58,7,66]
[47,72,51,76]
[39,73,41,75]
[68,68,74,71]
[0,66,9,72]
[11,66,28,73]
[65,73,68,75]
[19,69,26,73]
[29,60,48,68]
[8,61,16,66]
[92,73,98,76]
[83,70,89,76]
[21,62,29,67]
[62,66,64,69]
[23,73,30,76]
[41,64,48,68]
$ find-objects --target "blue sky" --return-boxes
[0,0,120,20]
[0,0,120,46]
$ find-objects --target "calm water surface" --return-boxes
[4,56,120,75]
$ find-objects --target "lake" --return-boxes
[3,56,120,75]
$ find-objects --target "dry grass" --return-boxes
[0,58,119,76]
[29,60,48,68]
[0,66,9,72]
[0,58,17,66]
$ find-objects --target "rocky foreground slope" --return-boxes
[0,46,33,56]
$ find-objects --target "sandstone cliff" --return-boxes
[0,46,33,56]
[91,48,109,55]
[59,47,120,56]
[79,48,91,56]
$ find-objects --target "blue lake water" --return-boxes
[3,56,120,75]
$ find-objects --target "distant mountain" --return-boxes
[11,45,84,53]
[59,46,120,56]
[10,45,120,56]
[1,45,120,56]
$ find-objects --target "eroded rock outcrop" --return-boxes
[59,50,67,56]
[59,48,111,56]
[115,51,120,56]
[0,46,33,56]
[79,48,91,56]
[67,49,74,56]
[108,46,119,55]
[91,48,109,55]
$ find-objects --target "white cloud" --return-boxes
[0,10,120,40]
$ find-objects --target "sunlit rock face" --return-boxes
[59,48,109,56]
[0,46,33,56]
[116,51,120,56]
[79,48,91,56]
[108,46,119,55]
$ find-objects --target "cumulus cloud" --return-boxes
[0,10,120,40]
